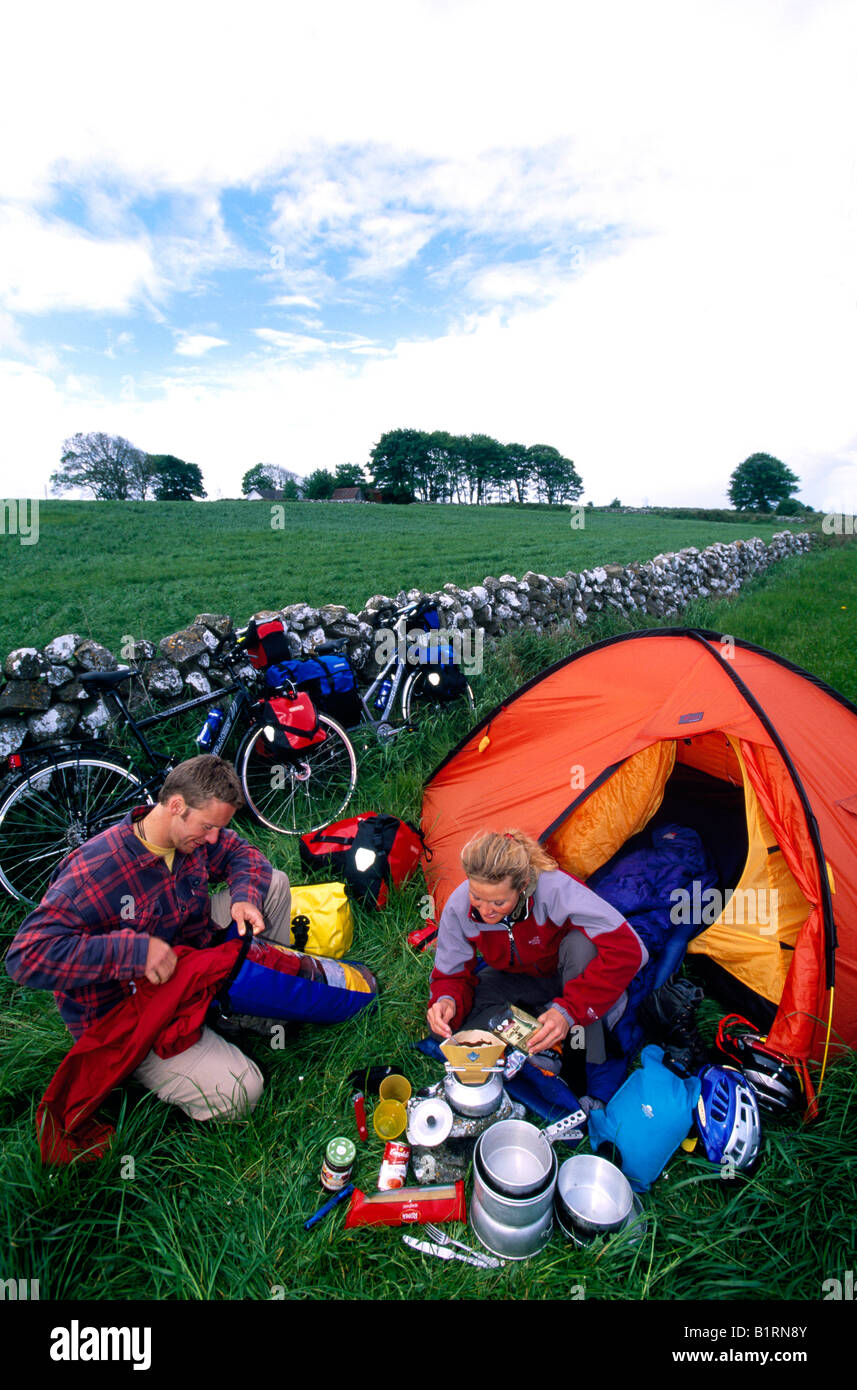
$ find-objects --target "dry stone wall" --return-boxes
[0,531,811,759]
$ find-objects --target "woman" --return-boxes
[426,829,648,1072]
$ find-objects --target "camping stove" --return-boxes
[408,1071,525,1185]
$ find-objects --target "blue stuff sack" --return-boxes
[587,1044,701,1193]
[266,653,362,727]
[212,926,377,1026]
[411,635,457,667]
[266,655,355,694]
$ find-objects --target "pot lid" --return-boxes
[408,1097,454,1147]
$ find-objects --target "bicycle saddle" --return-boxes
[312,640,348,655]
[78,667,135,689]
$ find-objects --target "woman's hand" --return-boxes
[527,1007,570,1054]
[427,997,456,1039]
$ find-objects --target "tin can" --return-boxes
[321,1136,356,1193]
[378,1140,411,1191]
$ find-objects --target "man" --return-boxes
[6,754,292,1123]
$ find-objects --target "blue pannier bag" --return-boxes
[418,605,441,630]
[410,634,458,667]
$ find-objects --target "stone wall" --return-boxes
[0,531,811,759]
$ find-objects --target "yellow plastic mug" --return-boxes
[372,1099,408,1140]
[378,1074,412,1105]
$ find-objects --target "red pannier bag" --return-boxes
[258,694,327,753]
[299,812,425,908]
[245,617,292,670]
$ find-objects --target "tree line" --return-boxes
[367,429,582,504]
[52,434,206,500]
[49,431,803,513]
[246,432,583,504]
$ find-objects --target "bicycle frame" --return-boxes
[357,607,427,728]
[89,676,251,771]
[306,605,465,745]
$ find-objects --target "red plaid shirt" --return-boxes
[5,807,272,1038]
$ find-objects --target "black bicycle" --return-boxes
[0,631,357,906]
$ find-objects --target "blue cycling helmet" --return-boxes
[695,1064,761,1170]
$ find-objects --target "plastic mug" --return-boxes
[372,1099,408,1140]
[378,1074,412,1105]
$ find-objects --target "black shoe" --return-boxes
[638,976,709,1072]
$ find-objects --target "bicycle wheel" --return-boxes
[236,714,358,834]
[0,752,149,906]
[401,668,476,727]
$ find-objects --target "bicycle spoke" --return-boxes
[0,755,148,906]
[238,715,357,835]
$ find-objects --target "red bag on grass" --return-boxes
[299,812,425,908]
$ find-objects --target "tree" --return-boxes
[456,433,511,503]
[147,454,206,500]
[241,463,303,497]
[728,454,799,512]
[526,444,583,505]
[504,443,534,503]
[333,463,367,488]
[302,468,337,500]
[369,428,430,500]
[52,432,151,500]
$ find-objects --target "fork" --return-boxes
[423,1221,502,1268]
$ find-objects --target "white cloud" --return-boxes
[105,330,136,358]
[174,333,228,357]
[271,294,320,309]
[0,0,854,512]
[254,328,329,355]
[0,207,158,315]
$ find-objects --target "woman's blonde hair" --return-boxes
[461,829,557,896]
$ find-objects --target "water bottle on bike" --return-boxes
[195,706,225,750]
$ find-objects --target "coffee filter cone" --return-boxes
[440,1029,505,1084]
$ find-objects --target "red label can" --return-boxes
[378,1141,410,1190]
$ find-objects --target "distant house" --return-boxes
[246,488,283,501]
[331,487,368,502]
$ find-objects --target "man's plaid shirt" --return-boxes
[5,807,273,1038]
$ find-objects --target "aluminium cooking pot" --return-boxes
[471,1124,558,1261]
[474,1119,555,1198]
[554,1153,634,1241]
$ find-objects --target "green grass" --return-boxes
[0,499,817,659]
[0,532,855,1303]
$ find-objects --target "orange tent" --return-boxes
[421,629,857,1067]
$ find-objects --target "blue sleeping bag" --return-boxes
[584,823,718,1099]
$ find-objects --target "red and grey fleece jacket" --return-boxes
[428,869,648,1033]
[5,807,272,1039]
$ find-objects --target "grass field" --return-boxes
[0,524,855,1306]
[0,498,817,659]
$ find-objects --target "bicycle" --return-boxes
[0,630,357,906]
[312,598,476,747]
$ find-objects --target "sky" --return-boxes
[1,0,855,509]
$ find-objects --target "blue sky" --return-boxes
[1,0,855,508]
